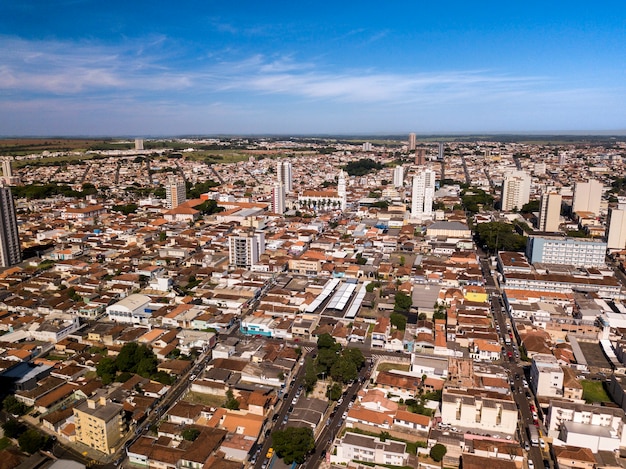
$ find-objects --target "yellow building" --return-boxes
[73,394,124,455]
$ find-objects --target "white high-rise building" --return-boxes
[134,139,144,150]
[501,170,531,211]
[337,169,347,210]
[408,133,417,151]
[607,209,626,250]
[0,186,21,267]
[272,182,285,215]
[165,176,186,209]
[393,165,404,188]
[572,179,602,216]
[228,232,265,268]
[438,142,445,160]
[538,193,562,232]
[276,161,293,193]
[411,168,435,220]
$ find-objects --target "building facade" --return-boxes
[276,160,293,193]
[0,186,21,267]
[271,182,285,214]
[393,165,404,188]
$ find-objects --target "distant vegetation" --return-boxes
[343,158,384,176]
[10,182,98,200]
[474,221,527,253]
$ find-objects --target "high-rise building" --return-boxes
[0,157,18,185]
[415,148,426,166]
[411,168,436,220]
[438,142,445,160]
[0,186,22,267]
[363,142,372,152]
[228,231,265,268]
[165,175,186,209]
[572,180,602,216]
[134,139,144,150]
[272,182,285,215]
[408,133,417,151]
[276,161,293,193]
[501,170,531,211]
[393,165,404,188]
[607,209,626,250]
[538,193,562,232]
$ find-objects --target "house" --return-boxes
[372,317,391,349]
[393,409,430,432]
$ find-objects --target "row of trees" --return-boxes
[1,416,49,454]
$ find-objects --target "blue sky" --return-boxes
[1,1,625,136]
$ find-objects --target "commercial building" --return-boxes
[411,168,436,220]
[572,180,603,216]
[501,170,531,211]
[538,192,562,232]
[106,294,153,324]
[165,175,186,209]
[332,432,409,466]
[0,186,21,267]
[526,235,606,267]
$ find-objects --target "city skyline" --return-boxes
[1,1,625,136]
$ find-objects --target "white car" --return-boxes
[539,439,546,450]
[528,460,535,469]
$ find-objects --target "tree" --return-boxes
[181,427,201,441]
[317,333,339,351]
[394,291,412,313]
[95,356,117,385]
[304,360,318,392]
[2,420,26,438]
[224,390,240,410]
[272,427,315,464]
[390,312,407,331]
[18,429,48,454]
[328,382,342,400]
[316,348,340,375]
[3,396,27,416]
[330,358,357,383]
[430,443,447,462]
[342,348,365,370]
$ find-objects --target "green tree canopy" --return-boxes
[18,429,48,454]
[2,395,28,416]
[272,427,315,464]
[182,427,201,441]
[474,221,527,253]
[430,443,447,462]
[394,291,412,313]
[390,312,408,331]
[343,158,384,176]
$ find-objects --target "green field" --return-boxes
[581,380,611,404]
[376,362,410,373]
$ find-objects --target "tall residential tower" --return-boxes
[411,168,436,220]
[0,186,21,267]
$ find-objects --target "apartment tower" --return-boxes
[165,175,186,209]
[408,133,417,151]
[411,168,436,220]
[538,193,562,232]
[572,179,602,216]
[0,186,22,267]
[501,170,531,211]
